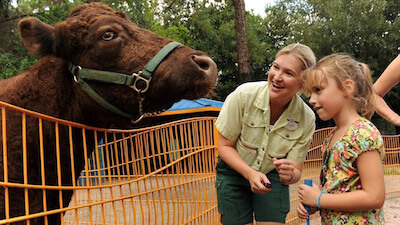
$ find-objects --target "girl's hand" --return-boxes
[297,202,318,219]
[298,183,321,207]
[247,170,272,194]
[272,158,295,184]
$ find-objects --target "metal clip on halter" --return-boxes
[131,71,151,93]
[71,65,82,83]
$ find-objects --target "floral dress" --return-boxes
[319,118,385,225]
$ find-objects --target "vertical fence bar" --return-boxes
[55,122,64,225]
[2,107,10,221]
[93,132,106,224]
[38,118,48,225]
[68,125,79,225]
[128,133,139,225]
[22,113,30,225]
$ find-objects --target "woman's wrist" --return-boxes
[283,170,295,185]
[288,171,295,183]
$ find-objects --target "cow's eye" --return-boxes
[101,31,116,41]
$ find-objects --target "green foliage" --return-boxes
[1,0,400,131]
[0,0,77,79]
[0,53,37,79]
[0,0,12,20]
[151,24,190,44]
[265,0,400,130]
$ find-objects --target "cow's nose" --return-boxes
[192,55,218,78]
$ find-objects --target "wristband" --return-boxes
[283,171,295,185]
[317,192,324,209]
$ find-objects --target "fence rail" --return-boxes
[0,101,398,224]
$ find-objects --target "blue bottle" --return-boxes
[304,179,313,225]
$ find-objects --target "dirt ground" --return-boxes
[384,197,400,224]
[301,197,399,225]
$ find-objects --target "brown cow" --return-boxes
[0,2,217,224]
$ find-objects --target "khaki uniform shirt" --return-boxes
[215,81,316,174]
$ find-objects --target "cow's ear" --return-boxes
[18,17,56,56]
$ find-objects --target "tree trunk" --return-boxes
[233,0,251,84]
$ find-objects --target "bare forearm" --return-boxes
[374,94,400,126]
[319,190,385,212]
[374,54,400,96]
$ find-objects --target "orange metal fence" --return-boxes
[0,101,399,225]
[0,101,219,225]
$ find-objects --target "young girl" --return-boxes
[297,54,385,224]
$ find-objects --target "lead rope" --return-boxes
[131,92,165,124]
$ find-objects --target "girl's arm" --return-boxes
[217,132,271,194]
[374,55,400,126]
[299,150,385,211]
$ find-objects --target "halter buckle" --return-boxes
[131,71,151,93]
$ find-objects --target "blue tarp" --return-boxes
[166,98,223,111]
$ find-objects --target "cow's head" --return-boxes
[18,2,217,123]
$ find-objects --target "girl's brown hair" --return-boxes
[303,53,375,119]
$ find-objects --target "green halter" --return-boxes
[69,41,183,122]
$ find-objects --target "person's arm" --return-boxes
[299,150,385,211]
[217,132,271,194]
[374,55,400,126]
[374,94,400,126]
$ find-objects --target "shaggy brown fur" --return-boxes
[0,3,217,224]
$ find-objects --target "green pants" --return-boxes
[215,159,290,225]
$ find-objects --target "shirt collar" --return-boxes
[272,94,303,131]
[254,84,304,130]
[254,83,269,111]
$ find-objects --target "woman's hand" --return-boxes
[247,170,272,194]
[272,158,295,184]
[298,183,321,207]
[297,202,318,219]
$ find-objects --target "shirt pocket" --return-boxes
[241,112,267,146]
[269,128,302,158]
[236,137,258,164]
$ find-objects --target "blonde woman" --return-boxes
[216,43,316,225]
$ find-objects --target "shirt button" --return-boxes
[257,161,260,164]
[261,147,265,151]
[251,122,254,126]
[286,134,290,138]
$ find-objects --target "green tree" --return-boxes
[265,0,400,132]
[0,0,78,79]
[0,0,12,20]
